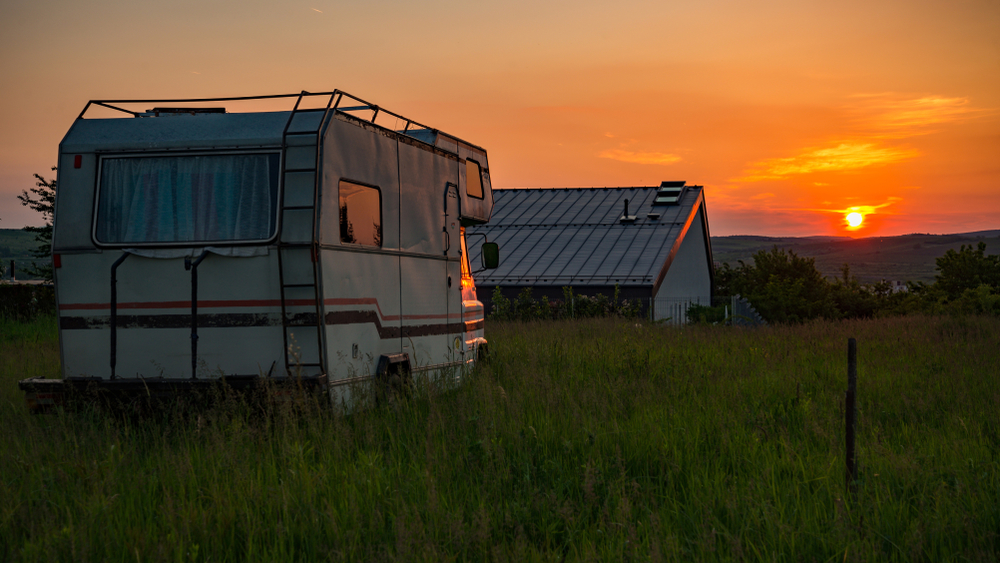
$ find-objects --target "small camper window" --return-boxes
[466,159,484,199]
[95,153,279,245]
[339,181,382,247]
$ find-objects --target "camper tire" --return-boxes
[377,368,411,408]
[375,353,412,408]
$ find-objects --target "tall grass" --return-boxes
[1,315,998,561]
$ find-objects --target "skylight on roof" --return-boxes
[653,184,686,205]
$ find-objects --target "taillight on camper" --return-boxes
[73,155,82,168]
[53,254,61,268]
[460,227,475,289]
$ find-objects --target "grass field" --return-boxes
[1,315,998,561]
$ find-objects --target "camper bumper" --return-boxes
[17,374,329,414]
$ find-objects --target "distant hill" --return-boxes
[0,228,46,280]
[710,230,1000,284]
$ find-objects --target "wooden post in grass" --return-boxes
[846,337,858,493]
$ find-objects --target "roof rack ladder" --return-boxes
[276,91,339,379]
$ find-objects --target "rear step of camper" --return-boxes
[276,91,339,378]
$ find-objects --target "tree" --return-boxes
[718,246,837,323]
[0,213,4,278]
[933,242,1000,300]
[17,169,56,281]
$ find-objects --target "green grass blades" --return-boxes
[1,315,998,561]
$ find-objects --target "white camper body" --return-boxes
[30,91,494,406]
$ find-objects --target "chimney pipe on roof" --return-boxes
[620,199,636,223]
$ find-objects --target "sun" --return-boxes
[846,212,864,227]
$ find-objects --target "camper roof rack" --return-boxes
[75,90,485,153]
[143,107,227,116]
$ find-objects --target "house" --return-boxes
[467,181,714,322]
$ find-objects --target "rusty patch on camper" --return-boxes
[325,310,400,339]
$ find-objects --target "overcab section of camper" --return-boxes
[19,91,497,411]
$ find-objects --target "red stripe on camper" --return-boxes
[60,297,467,322]
[59,299,315,310]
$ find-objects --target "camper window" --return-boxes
[339,180,382,247]
[466,159,484,199]
[94,153,279,245]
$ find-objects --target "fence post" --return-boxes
[845,337,857,493]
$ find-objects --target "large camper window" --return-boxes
[339,181,382,247]
[95,153,279,245]
[466,159,484,199]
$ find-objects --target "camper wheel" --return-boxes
[375,353,412,407]
[476,342,490,365]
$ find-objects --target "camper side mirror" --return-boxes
[481,242,499,269]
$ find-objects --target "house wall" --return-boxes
[653,208,712,321]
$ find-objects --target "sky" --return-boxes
[1,0,997,237]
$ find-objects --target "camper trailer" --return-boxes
[19,91,499,411]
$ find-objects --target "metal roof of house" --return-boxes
[468,182,710,287]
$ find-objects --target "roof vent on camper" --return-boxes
[653,181,686,206]
[143,107,227,117]
[620,198,637,223]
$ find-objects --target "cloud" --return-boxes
[848,94,990,137]
[737,142,919,181]
[599,149,681,165]
[734,93,992,183]
[808,197,903,217]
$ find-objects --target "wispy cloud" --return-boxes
[599,149,681,165]
[735,93,991,182]
[848,94,989,137]
[737,142,919,181]
[822,197,903,216]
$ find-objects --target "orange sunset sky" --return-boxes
[1,0,997,237]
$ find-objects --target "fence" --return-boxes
[653,295,767,327]
[0,283,55,321]
[486,286,766,327]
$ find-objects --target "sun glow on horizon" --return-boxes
[846,211,863,227]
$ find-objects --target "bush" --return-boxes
[0,284,55,321]
[686,303,728,324]
[489,285,642,322]
[934,242,1000,299]
[717,245,1000,322]
[718,247,837,323]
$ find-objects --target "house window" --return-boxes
[95,153,280,245]
[339,180,382,247]
[466,159,483,199]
